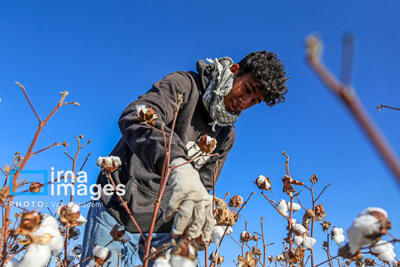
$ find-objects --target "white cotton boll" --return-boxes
[170,255,196,267]
[135,104,147,112]
[104,157,113,168]
[294,236,304,246]
[287,202,301,212]
[111,156,122,167]
[154,250,172,267]
[277,199,288,217]
[290,219,297,226]
[93,246,109,259]
[67,202,80,213]
[293,223,306,235]
[332,227,345,245]
[31,215,64,256]
[96,156,105,166]
[211,226,225,244]
[76,215,87,225]
[347,214,380,254]
[370,240,396,263]
[360,207,388,218]
[5,258,19,267]
[211,225,232,244]
[18,244,52,267]
[303,237,316,249]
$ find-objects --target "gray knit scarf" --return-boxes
[202,57,241,131]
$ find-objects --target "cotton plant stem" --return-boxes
[204,242,208,267]
[1,87,72,264]
[106,172,145,240]
[314,255,339,267]
[261,217,266,267]
[310,183,316,267]
[315,183,332,202]
[325,232,333,267]
[64,226,70,266]
[261,192,289,220]
[143,96,183,267]
[73,255,92,267]
[215,192,255,259]
[306,35,400,186]
[287,196,295,251]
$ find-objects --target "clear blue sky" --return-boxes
[0,0,399,265]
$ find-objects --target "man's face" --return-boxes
[224,66,265,113]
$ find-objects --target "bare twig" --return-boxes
[105,172,145,240]
[78,152,92,172]
[32,142,64,155]
[315,183,332,202]
[377,104,400,112]
[315,255,339,267]
[261,192,289,220]
[15,82,41,122]
[305,34,400,185]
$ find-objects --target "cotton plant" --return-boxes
[12,212,64,267]
[152,240,197,267]
[332,227,345,245]
[87,246,111,267]
[249,153,361,266]
[339,207,395,264]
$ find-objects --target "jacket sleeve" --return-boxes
[118,72,193,176]
[198,127,236,192]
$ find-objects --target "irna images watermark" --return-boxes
[9,167,126,200]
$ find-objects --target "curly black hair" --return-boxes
[237,50,288,107]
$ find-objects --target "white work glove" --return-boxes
[164,158,214,241]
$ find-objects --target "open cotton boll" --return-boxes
[360,207,388,218]
[67,202,80,213]
[332,227,345,245]
[93,246,110,259]
[293,223,306,235]
[76,215,87,225]
[104,157,113,168]
[96,156,105,166]
[135,104,148,114]
[294,236,304,246]
[303,236,316,249]
[277,199,288,217]
[154,250,172,267]
[170,255,196,267]
[286,201,301,212]
[36,215,64,255]
[18,243,52,267]
[370,240,396,263]
[211,225,232,244]
[347,212,381,254]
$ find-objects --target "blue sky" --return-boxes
[1,0,399,265]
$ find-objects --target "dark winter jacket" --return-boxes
[97,60,236,233]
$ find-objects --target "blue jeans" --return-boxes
[81,200,172,267]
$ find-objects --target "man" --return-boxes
[81,51,288,266]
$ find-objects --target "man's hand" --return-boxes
[164,158,214,241]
